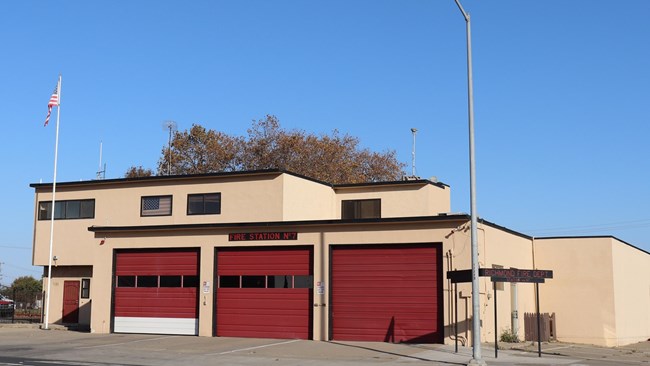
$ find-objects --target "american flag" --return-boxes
[44,84,59,127]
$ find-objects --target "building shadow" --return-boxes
[328,341,466,365]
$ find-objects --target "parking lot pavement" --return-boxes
[0,326,648,366]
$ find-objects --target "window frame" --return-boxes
[80,278,90,299]
[341,199,381,220]
[140,195,173,217]
[187,192,221,215]
[37,199,95,221]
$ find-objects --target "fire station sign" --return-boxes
[228,232,298,241]
[447,268,553,283]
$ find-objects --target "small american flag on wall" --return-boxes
[44,84,59,127]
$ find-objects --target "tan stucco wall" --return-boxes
[281,174,336,221]
[334,183,450,218]
[442,222,536,346]
[479,224,536,343]
[32,175,288,265]
[534,237,617,346]
[611,239,650,346]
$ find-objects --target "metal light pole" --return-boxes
[453,1,485,365]
[411,128,418,177]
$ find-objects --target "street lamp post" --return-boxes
[453,1,485,365]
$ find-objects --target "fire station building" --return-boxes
[31,169,650,347]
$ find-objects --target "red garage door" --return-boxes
[216,247,312,339]
[113,249,199,335]
[331,244,442,343]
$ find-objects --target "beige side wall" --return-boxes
[535,237,617,346]
[33,190,97,266]
[611,240,650,346]
[334,183,451,218]
[281,174,336,221]
[442,222,536,345]
[479,224,535,343]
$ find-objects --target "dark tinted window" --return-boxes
[66,201,81,219]
[268,275,292,288]
[241,275,265,288]
[293,275,313,289]
[117,276,135,287]
[342,199,381,219]
[137,276,158,287]
[219,276,240,288]
[187,193,221,215]
[160,276,182,287]
[80,200,95,218]
[81,279,90,298]
[53,202,65,219]
[38,200,95,220]
[183,275,199,288]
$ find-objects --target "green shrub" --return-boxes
[500,328,520,343]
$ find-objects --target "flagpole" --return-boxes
[44,75,61,330]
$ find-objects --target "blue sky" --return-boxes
[1,1,649,284]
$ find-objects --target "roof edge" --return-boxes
[334,179,448,190]
[88,214,471,233]
[534,235,650,256]
[30,168,447,189]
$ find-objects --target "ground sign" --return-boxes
[446,267,554,358]
[446,268,553,284]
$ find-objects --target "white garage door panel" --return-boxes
[114,317,198,335]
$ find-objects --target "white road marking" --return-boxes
[76,335,179,349]
[35,362,103,366]
[208,339,301,355]
[544,345,574,351]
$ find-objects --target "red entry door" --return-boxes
[62,281,80,324]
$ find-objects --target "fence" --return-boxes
[0,288,42,324]
[524,312,556,342]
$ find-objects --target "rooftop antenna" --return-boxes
[411,128,418,177]
[96,141,106,180]
[163,120,177,175]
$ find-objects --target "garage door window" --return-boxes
[183,276,199,288]
[293,275,313,288]
[160,276,182,287]
[218,275,313,289]
[242,276,266,288]
[137,276,158,287]
[117,274,198,288]
[268,275,292,288]
[219,276,240,288]
[117,276,136,287]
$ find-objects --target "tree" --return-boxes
[5,276,42,306]
[155,115,406,184]
[124,165,154,178]
[156,124,243,175]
